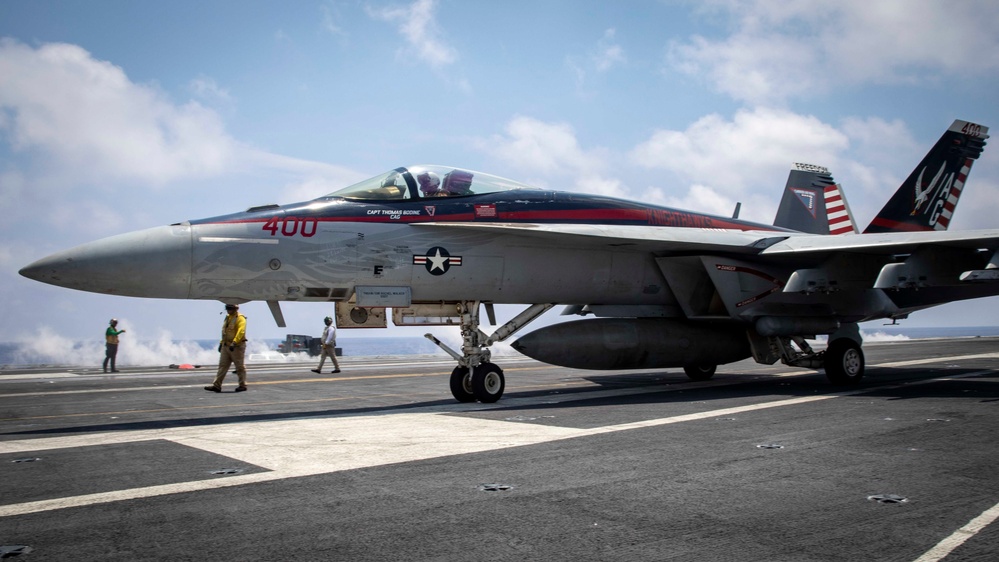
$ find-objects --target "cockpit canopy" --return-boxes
[321,165,542,201]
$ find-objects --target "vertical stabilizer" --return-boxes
[864,120,989,233]
[773,163,856,234]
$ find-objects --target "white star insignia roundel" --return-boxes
[413,247,463,275]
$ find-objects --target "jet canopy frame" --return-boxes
[319,165,543,201]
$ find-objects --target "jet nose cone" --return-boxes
[20,225,193,298]
[18,258,57,283]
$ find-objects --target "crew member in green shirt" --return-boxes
[103,318,126,373]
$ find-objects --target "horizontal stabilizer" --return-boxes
[960,270,999,282]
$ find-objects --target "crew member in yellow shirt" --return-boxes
[205,303,248,392]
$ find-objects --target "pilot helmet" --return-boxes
[324,316,333,325]
[417,171,441,196]
[444,170,473,195]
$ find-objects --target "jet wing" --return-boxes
[759,229,999,293]
[420,222,999,258]
[760,229,999,256]
[419,223,999,296]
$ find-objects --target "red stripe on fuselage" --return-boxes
[202,208,781,231]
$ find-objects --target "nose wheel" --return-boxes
[449,366,475,402]
[431,301,554,403]
[471,362,505,403]
[448,363,506,403]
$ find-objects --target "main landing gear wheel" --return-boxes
[449,366,476,402]
[683,364,717,381]
[824,339,865,385]
[471,362,505,403]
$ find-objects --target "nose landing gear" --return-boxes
[427,301,553,403]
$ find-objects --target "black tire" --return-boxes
[683,364,717,381]
[471,362,505,403]
[824,339,865,385]
[449,366,476,402]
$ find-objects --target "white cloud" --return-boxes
[949,173,999,231]
[478,109,913,224]
[368,0,457,68]
[836,117,919,200]
[568,28,628,95]
[478,116,620,196]
[278,172,368,204]
[241,149,366,203]
[488,117,588,175]
[189,74,233,106]
[47,199,127,237]
[630,107,848,194]
[669,0,999,104]
[0,169,26,209]
[593,28,626,72]
[0,39,239,188]
[321,2,347,37]
[479,109,988,229]
[0,38,367,220]
[642,183,735,217]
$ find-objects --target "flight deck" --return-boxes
[2,338,999,561]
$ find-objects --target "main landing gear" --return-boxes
[750,324,866,385]
[426,302,554,403]
[822,338,865,384]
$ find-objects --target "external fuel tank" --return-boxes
[511,318,751,370]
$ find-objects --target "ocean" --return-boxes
[2,327,998,368]
[0,337,445,368]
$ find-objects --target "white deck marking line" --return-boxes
[585,395,837,434]
[876,352,999,368]
[5,350,996,400]
[0,370,993,518]
[0,414,583,517]
[0,386,890,518]
[0,366,545,399]
[0,373,79,380]
[913,501,999,562]
[0,395,844,517]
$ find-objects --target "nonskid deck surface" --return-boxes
[2,338,999,561]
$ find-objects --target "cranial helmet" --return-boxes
[443,170,473,195]
[110,318,117,325]
[417,171,441,196]
[324,316,333,325]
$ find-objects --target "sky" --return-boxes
[2,0,999,358]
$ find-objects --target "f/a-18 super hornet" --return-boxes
[20,119,992,403]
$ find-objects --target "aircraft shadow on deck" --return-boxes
[4,366,998,438]
[496,366,999,410]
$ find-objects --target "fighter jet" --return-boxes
[20,120,994,404]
